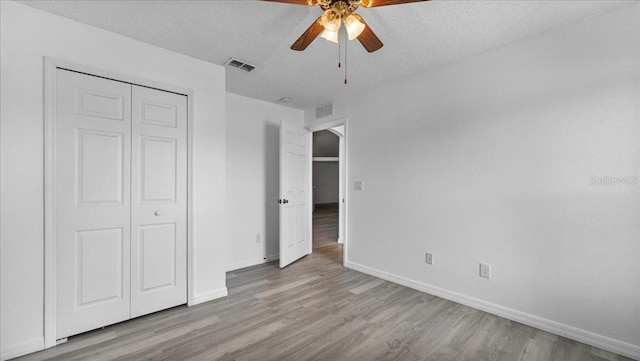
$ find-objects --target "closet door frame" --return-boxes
[43,57,195,348]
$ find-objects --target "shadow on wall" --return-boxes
[264,122,280,259]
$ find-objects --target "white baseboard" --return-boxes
[191,287,228,305]
[345,261,640,360]
[226,254,279,272]
[226,257,265,272]
[266,253,279,262]
[1,337,44,361]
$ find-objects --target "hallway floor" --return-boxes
[313,203,339,247]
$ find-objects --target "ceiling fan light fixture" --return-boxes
[320,8,341,32]
[343,14,365,40]
[320,29,339,43]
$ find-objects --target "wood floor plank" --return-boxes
[14,205,634,361]
[253,275,322,299]
[349,278,386,295]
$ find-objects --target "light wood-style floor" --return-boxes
[16,205,632,360]
[312,203,341,253]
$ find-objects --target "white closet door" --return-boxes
[56,69,132,338]
[130,85,187,318]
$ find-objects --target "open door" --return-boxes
[279,120,311,268]
[329,126,346,245]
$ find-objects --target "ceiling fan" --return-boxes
[264,0,429,53]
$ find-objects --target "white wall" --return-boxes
[307,4,640,358]
[0,2,227,359]
[225,93,304,271]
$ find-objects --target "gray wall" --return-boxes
[313,162,339,204]
[313,130,339,157]
[313,130,339,205]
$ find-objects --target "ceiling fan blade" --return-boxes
[352,15,383,52]
[291,17,324,51]
[262,0,311,5]
[360,0,429,8]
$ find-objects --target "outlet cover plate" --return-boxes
[425,252,433,265]
[479,263,491,279]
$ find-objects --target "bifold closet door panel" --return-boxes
[56,69,132,339]
[130,85,187,318]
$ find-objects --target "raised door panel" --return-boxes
[138,223,177,291]
[56,69,131,339]
[76,129,124,206]
[76,88,125,121]
[296,152,307,247]
[76,228,125,305]
[283,151,296,250]
[140,136,177,203]
[139,99,178,128]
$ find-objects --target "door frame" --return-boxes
[43,58,195,348]
[325,127,345,245]
[307,117,348,266]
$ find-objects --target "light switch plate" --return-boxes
[354,180,364,191]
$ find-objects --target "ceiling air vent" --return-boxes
[316,104,333,119]
[224,58,257,73]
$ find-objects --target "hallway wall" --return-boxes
[313,130,340,205]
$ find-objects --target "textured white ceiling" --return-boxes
[19,0,628,109]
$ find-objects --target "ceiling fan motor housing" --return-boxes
[315,0,363,14]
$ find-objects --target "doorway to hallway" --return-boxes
[311,129,343,264]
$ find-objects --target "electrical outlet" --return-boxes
[479,263,491,279]
[425,252,433,265]
[256,234,262,244]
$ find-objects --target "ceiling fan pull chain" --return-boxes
[344,29,348,85]
[338,30,341,68]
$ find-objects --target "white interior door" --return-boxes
[279,120,311,268]
[56,69,132,338]
[130,85,187,318]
